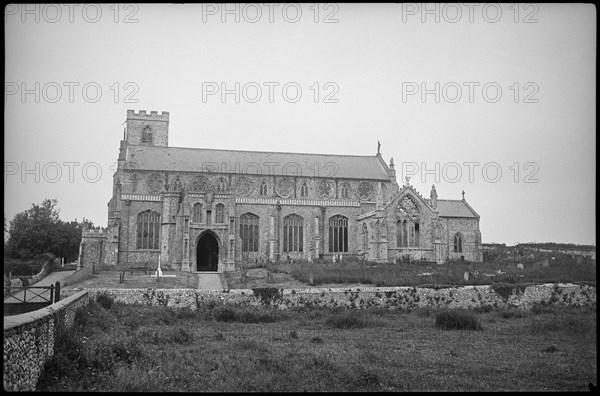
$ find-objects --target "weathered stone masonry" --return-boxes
[73,283,595,311]
[3,291,89,392]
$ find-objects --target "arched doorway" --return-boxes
[197,232,219,271]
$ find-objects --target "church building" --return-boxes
[79,110,483,272]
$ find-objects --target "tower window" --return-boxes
[141,126,153,144]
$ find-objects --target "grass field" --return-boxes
[37,298,596,392]
[225,253,596,289]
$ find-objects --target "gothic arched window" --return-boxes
[141,125,153,144]
[171,176,183,191]
[259,181,268,196]
[136,210,160,249]
[216,178,227,193]
[215,204,225,224]
[300,183,309,197]
[283,214,304,252]
[453,233,463,253]
[192,203,202,223]
[240,213,259,252]
[328,215,348,253]
[340,183,350,199]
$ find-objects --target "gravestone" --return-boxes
[516,263,524,270]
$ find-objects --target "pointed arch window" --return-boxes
[141,125,153,144]
[192,203,202,223]
[259,181,268,196]
[240,213,259,252]
[328,215,348,253]
[215,204,225,224]
[136,210,160,250]
[172,176,183,191]
[340,183,350,199]
[300,183,309,197]
[283,214,304,252]
[453,233,463,253]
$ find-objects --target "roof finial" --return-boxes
[405,175,411,186]
[462,190,465,200]
[389,157,394,168]
[377,140,381,155]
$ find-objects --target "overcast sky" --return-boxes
[4,3,596,245]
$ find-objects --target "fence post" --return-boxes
[50,284,54,304]
[54,281,61,303]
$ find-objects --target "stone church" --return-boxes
[79,110,483,272]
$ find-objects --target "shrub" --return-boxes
[325,311,385,329]
[435,310,482,331]
[211,305,286,323]
[3,258,47,277]
[96,292,114,310]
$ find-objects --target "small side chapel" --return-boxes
[79,110,482,272]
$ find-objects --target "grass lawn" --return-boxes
[37,300,596,392]
[61,269,200,291]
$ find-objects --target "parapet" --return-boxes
[126,109,169,121]
[82,228,108,238]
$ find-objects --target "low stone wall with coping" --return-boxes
[3,290,89,392]
[71,283,595,311]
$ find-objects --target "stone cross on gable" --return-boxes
[462,190,465,200]
[404,176,411,186]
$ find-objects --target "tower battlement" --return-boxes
[126,109,169,121]
[125,109,169,147]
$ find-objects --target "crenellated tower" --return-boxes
[125,110,170,147]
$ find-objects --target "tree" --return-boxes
[5,199,92,261]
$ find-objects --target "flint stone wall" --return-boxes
[3,290,89,392]
[75,283,596,311]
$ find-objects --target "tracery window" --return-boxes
[259,181,268,196]
[136,210,160,250]
[397,220,419,247]
[300,183,309,197]
[340,183,350,199]
[328,215,348,253]
[240,213,259,252]
[283,214,303,252]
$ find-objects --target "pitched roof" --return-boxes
[125,145,390,180]
[436,199,479,218]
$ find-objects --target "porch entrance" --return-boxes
[197,233,219,272]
